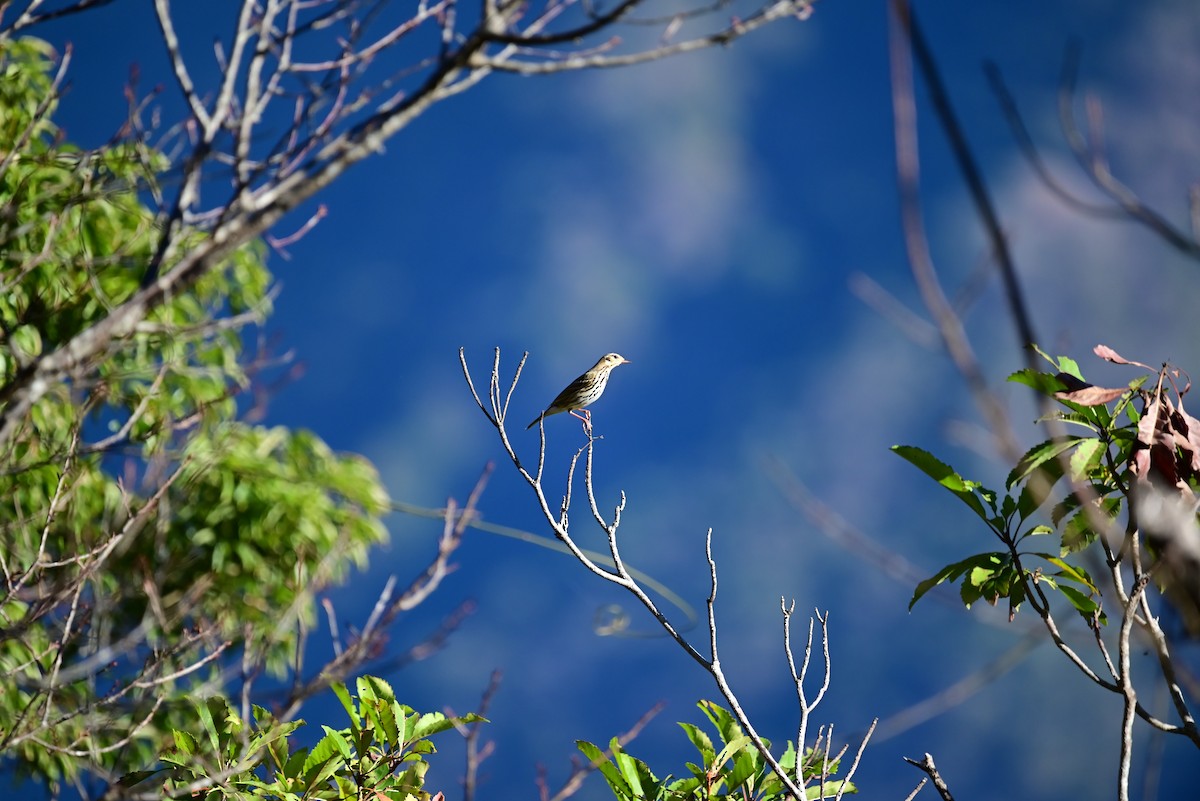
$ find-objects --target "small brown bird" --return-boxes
[527,352,630,429]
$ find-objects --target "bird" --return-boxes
[527,352,630,429]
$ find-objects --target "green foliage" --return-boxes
[895,345,1163,622]
[0,38,391,791]
[579,701,855,801]
[117,676,481,800]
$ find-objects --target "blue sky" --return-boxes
[23,0,1200,798]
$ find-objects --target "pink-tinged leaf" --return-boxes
[1053,385,1127,406]
[1094,344,1128,363]
[1171,394,1200,473]
[1093,344,1151,369]
[1150,433,1181,488]
[1186,422,1200,473]
[1133,396,1162,479]
[1133,448,1150,478]
[1139,396,1163,447]
[1167,409,1200,475]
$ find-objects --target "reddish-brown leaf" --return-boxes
[1094,344,1129,363]
[1093,344,1151,369]
[1133,446,1150,478]
[1151,438,1181,488]
[1053,385,1128,406]
[1168,409,1200,476]
[1133,395,1164,479]
[1140,395,1164,447]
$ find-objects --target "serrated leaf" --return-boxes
[577,741,632,798]
[1015,462,1065,522]
[678,722,716,763]
[1008,368,1066,395]
[1000,494,1017,520]
[304,726,352,777]
[910,553,1004,609]
[332,682,358,729]
[1069,438,1105,479]
[283,747,309,779]
[697,699,743,746]
[377,700,400,749]
[613,750,647,797]
[1006,438,1079,490]
[1039,555,1098,592]
[172,729,197,756]
[412,711,454,739]
[724,746,760,790]
[360,675,396,704]
[1055,583,1101,617]
[1054,355,1084,380]
[116,770,164,787]
[808,779,855,799]
[892,445,993,523]
[1060,497,1121,555]
[197,697,221,752]
[713,734,753,772]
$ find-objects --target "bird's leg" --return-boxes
[569,409,591,424]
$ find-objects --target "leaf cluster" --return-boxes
[1,38,391,790]
[579,700,854,801]
[119,676,479,800]
[895,344,1199,627]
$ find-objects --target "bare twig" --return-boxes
[1057,44,1200,260]
[903,753,954,801]
[461,347,849,800]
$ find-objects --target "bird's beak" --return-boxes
[621,357,631,364]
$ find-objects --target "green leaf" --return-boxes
[1039,555,1098,590]
[10,324,42,360]
[892,446,994,524]
[1007,368,1070,396]
[697,699,743,747]
[358,674,396,704]
[116,770,164,787]
[724,743,759,790]
[1006,438,1079,490]
[304,726,352,781]
[377,700,400,749]
[807,779,856,799]
[614,748,648,797]
[1060,496,1121,555]
[1053,355,1084,381]
[413,711,460,739]
[197,697,222,752]
[171,729,197,756]
[1068,437,1105,480]
[1000,493,1017,520]
[1055,583,1100,616]
[678,722,715,764]
[577,741,633,799]
[331,682,358,729]
[283,747,308,779]
[910,553,1004,610]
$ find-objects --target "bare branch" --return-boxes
[1057,44,1200,260]
[903,753,955,801]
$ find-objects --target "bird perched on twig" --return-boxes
[527,352,630,429]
